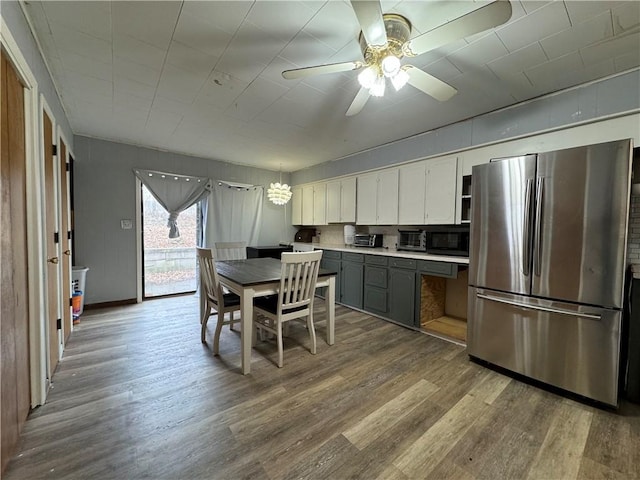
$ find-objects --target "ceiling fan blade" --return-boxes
[405,66,457,102]
[346,87,370,116]
[404,0,512,57]
[282,61,364,80]
[350,0,388,47]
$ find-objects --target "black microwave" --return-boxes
[424,225,469,257]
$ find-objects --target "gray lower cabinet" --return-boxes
[319,250,341,300]
[319,249,460,331]
[388,258,417,327]
[364,256,388,315]
[341,252,364,309]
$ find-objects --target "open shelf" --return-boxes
[419,268,468,344]
[423,315,467,342]
[461,174,472,222]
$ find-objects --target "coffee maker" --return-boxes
[294,228,316,243]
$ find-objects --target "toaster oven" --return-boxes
[353,234,383,248]
[398,229,426,252]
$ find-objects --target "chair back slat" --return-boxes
[278,250,323,314]
[196,247,222,303]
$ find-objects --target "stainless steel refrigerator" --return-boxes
[468,139,632,407]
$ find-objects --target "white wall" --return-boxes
[73,136,295,304]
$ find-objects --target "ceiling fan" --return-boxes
[282,0,512,116]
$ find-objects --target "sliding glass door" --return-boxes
[142,185,200,297]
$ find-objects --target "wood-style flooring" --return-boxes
[4,295,640,479]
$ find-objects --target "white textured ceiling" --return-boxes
[22,0,640,172]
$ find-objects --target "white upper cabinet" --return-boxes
[398,157,457,225]
[357,169,399,225]
[326,180,341,222]
[327,177,356,223]
[377,169,399,224]
[356,173,378,225]
[425,156,457,224]
[291,186,302,225]
[340,177,356,223]
[313,183,327,225]
[398,161,427,225]
[292,183,326,226]
[302,185,314,226]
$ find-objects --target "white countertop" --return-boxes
[309,243,470,265]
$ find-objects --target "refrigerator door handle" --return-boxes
[476,292,602,320]
[533,177,544,276]
[522,178,534,276]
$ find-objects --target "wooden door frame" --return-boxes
[58,129,74,340]
[135,177,143,303]
[1,19,47,407]
[42,98,62,379]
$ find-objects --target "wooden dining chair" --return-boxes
[214,241,247,260]
[253,250,323,368]
[292,243,315,252]
[196,247,241,355]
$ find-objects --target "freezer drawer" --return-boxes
[468,287,622,406]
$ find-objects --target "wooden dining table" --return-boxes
[207,257,337,374]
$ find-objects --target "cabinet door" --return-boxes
[302,185,314,226]
[389,268,416,326]
[340,177,356,223]
[398,162,426,225]
[326,180,341,223]
[319,257,341,300]
[357,173,378,225]
[365,265,387,288]
[291,186,302,225]
[364,287,388,315]
[313,183,326,225]
[425,157,457,224]
[376,169,399,225]
[341,261,363,308]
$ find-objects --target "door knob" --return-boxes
[48,257,59,264]
[63,250,71,256]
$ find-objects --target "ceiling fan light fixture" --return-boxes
[381,55,401,77]
[391,67,410,91]
[370,75,386,97]
[357,66,377,89]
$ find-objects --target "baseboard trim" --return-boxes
[84,298,137,310]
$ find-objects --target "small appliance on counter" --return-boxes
[294,228,316,243]
[398,229,426,252]
[354,234,383,248]
[344,225,356,245]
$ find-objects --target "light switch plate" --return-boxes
[121,219,133,230]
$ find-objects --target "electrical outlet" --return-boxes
[120,219,133,230]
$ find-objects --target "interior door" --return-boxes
[59,139,72,340]
[532,141,632,308]
[468,155,537,295]
[43,111,60,377]
[1,49,31,473]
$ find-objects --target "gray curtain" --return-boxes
[203,182,263,248]
[134,169,212,238]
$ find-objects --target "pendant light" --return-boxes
[268,165,292,206]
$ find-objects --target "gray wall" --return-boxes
[292,69,640,184]
[2,1,74,148]
[73,136,295,304]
